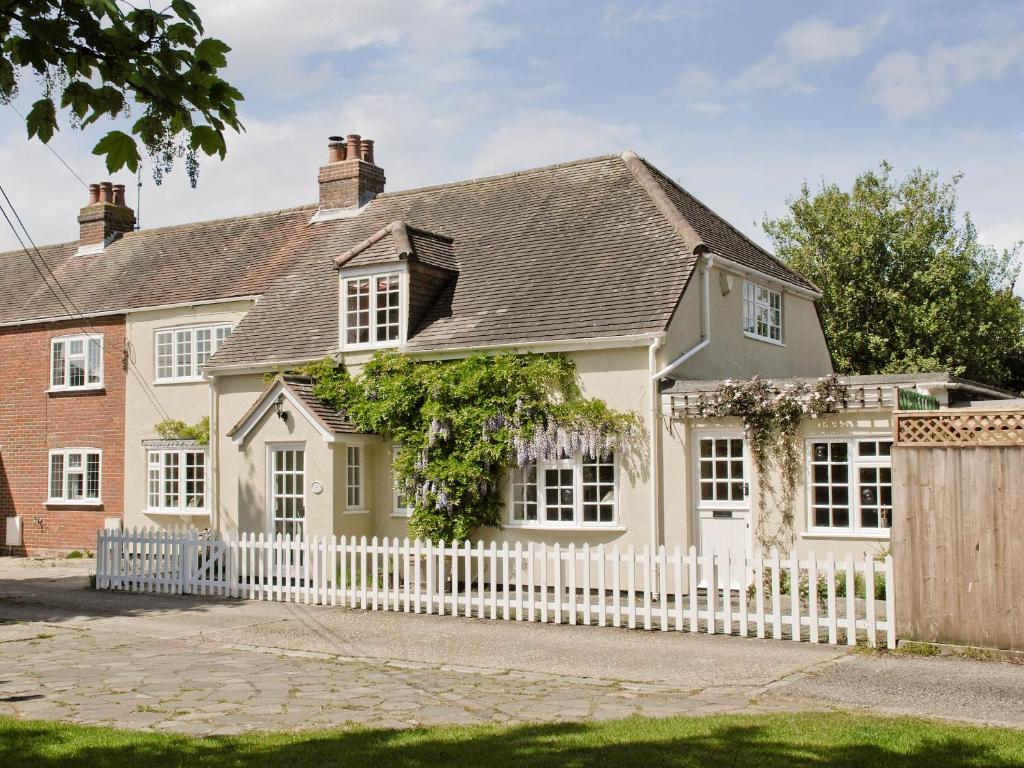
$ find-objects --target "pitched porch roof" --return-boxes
[228,375,361,444]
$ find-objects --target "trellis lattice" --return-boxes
[895,409,1024,447]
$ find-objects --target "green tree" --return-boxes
[763,162,1024,391]
[0,0,242,184]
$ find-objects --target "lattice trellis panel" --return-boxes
[895,410,1024,446]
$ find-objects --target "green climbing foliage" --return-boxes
[154,415,209,445]
[300,353,643,542]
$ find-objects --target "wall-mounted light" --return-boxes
[273,394,288,422]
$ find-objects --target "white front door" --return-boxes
[694,432,752,589]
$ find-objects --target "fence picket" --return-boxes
[567,544,576,625]
[539,543,548,623]
[770,550,782,639]
[723,550,732,635]
[884,555,896,649]
[755,554,765,639]
[845,553,857,646]
[864,553,877,648]
[826,554,838,645]
[501,542,510,620]
[808,551,819,643]
[673,545,683,632]
[597,544,607,627]
[658,546,668,631]
[790,549,800,643]
[642,547,652,631]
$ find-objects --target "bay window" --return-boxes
[808,438,892,535]
[342,271,402,347]
[155,324,233,382]
[509,452,617,527]
[147,449,207,513]
[48,449,101,504]
[50,334,103,390]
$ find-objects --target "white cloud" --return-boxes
[868,37,1024,120]
[687,101,729,116]
[677,65,718,94]
[733,15,888,90]
[603,1,713,27]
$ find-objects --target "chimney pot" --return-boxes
[112,184,126,206]
[346,134,362,162]
[328,136,345,163]
[88,184,100,205]
[361,139,374,165]
[99,182,113,204]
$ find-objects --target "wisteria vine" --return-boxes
[300,353,642,542]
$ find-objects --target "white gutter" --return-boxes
[0,294,263,328]
[208,374,219,535]
[652,253,714,380]
[648,335,664,585]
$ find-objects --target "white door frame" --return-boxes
[691,428,753,589]
[266,442,307,537]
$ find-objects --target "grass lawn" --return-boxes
[1,712,1023,767]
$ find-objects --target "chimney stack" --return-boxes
[78,179,135,252]
[318,134,386,210]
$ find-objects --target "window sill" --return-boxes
[504,523,627,533]
[143,509,210,517]
[391,512,413,519]
[801,530,891,541]
[742,331,784,347]
[341,342,402,353]
[153,378,206,386]
[342,508,371,515]
[47,386,105,395]
[46,499,102,507]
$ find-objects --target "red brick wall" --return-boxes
[0,316,125,556]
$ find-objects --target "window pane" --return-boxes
[809,440,852,529]
[511,463,538,522]
[49,454,64,499]
[347,446,362,508]
[51,341,65,386]
[194,328,213,369]
[185,452,205,509]
[175,329,193,378]
[85,453,100,499]
[87,339,102,384]
[163,452,180,508]
[155,331,174,379]
[582,452,615,524]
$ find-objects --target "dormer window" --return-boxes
[342,270,404,348]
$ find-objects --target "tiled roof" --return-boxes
[213,152,750,366]
[226,374,359,438]
[0,205,316,324]
[1,151,818,368]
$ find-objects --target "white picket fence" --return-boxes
[95,528,895,648]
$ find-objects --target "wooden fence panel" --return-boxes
[894,441,1024,651]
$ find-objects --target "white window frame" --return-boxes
[345,445,364,511]
[49,334,103,391]
[742,280,783,345]
[339,265,407,351]
[506,452,619,529]
[391,445,412,517]
[47,448,102,505]
[805,437,893,538]
[146,448,207,514]
[154,323,233,383]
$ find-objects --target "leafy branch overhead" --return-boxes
[301,353,643,543]
[0,0,243,185]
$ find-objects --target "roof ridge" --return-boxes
[122,202,318,239]
[636,157,817,291]
[620,150,708,257]
[377,153,622,200]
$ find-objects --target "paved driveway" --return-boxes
[1,557,1021,734]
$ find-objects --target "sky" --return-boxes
[1,0,1022,292]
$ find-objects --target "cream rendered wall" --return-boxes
[122,300,253,530]
[663,263,832,380]
[665,411,894,562]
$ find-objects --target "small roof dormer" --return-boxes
[335,221,458,351]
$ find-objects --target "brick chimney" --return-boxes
[317,134,386,210]
[78,181,135,252]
